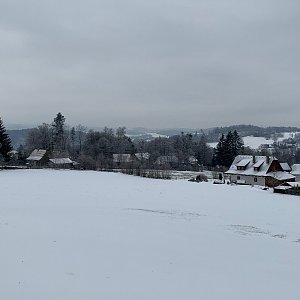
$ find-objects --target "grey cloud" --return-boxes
[0,0,299,128]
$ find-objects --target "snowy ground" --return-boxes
[1,170,300,300]
[208,132,300,149]
[208,136,273,149]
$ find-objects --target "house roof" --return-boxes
[188,156,198,164]
[113,154,136,163]
[226,155,274,176]
[275,181,300,190]
[236,158,251,167]
[253,160,264,168]
[155,155,178,164]
[135,153,150,160]
[27,149,47,161]
[291,164,300,176]
[49,158,73,165]
[270,172,295,181]
[280,163,291,172]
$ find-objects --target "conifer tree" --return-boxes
[215,133,226,166]
[52,112,66,152]
[0,118,13,161]
[214,131,244,168]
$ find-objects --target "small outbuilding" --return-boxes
[274,182,300,196]
[49,158,75,169]
[27,149,49,167]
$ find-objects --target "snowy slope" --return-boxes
[1,170,300,300]
[208,136,273,149]
[208,132,300,149]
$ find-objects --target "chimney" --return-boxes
[252,156,256,164]
[266,156,270,164]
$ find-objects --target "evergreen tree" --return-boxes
[232,130,244,155]
[214,131,244,168]
[52,112,66,152]
[195,134,213,167]
[215,133,226,167]
[0,118,13,161]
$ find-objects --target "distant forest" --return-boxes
[2,114,300,170]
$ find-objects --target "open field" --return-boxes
[1,170,300,299]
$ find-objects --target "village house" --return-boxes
[135,152,150,161]
[113,154,140,168]
[226,155,295,187]
[27,149,49,167]
[49,158,76,169]
[155,155,179,168]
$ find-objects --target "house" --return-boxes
[291,164,300,180]
[49,158,75,169]
[113,154,140,167]
[27,149,49,167]
[135,152,150,161]
[155,155,178,167]
[226,155,295,187]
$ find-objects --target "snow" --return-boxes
[208,132,300,149]
[49,158,73,164]
[242,136,274,149]
[1,170,300,299]
[277,132,300,142]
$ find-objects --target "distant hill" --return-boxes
[7,129,31,149]
[6,124,300,148]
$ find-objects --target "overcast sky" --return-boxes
[1,0,300,129]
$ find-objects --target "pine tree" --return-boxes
[215,133,226,167]
[52,112,66,152]
[224,131,234,167]
[232,130,244,155]
[0,118,13,161]
[214,131,244,168]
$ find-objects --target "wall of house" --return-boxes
[229,174,265,186]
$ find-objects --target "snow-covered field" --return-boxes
[208,132,300,149]
[1,170,300,300]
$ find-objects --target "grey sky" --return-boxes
[1,0,300,128]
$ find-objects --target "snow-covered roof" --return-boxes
[236,158,251,167]
[275,181,300,190]
[49,158,73,165]
[155,155,178,164]
[270,172,295,181]
[280,163,291,172]
[135,153,150,160]
[113,154,136,163]
[253,160,264,168]
[27,149,47,161]
[226,156,273,176]
[285,182,300,187]
[8,150,18,155]
[225,155,295,181]
[188,156,198,164]
[291,164,300,176]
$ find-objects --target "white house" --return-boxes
[226,155,295,187]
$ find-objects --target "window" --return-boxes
[237,176,240,180]
[254,177,257,182]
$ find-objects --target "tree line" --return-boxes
[2,112,299,171]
